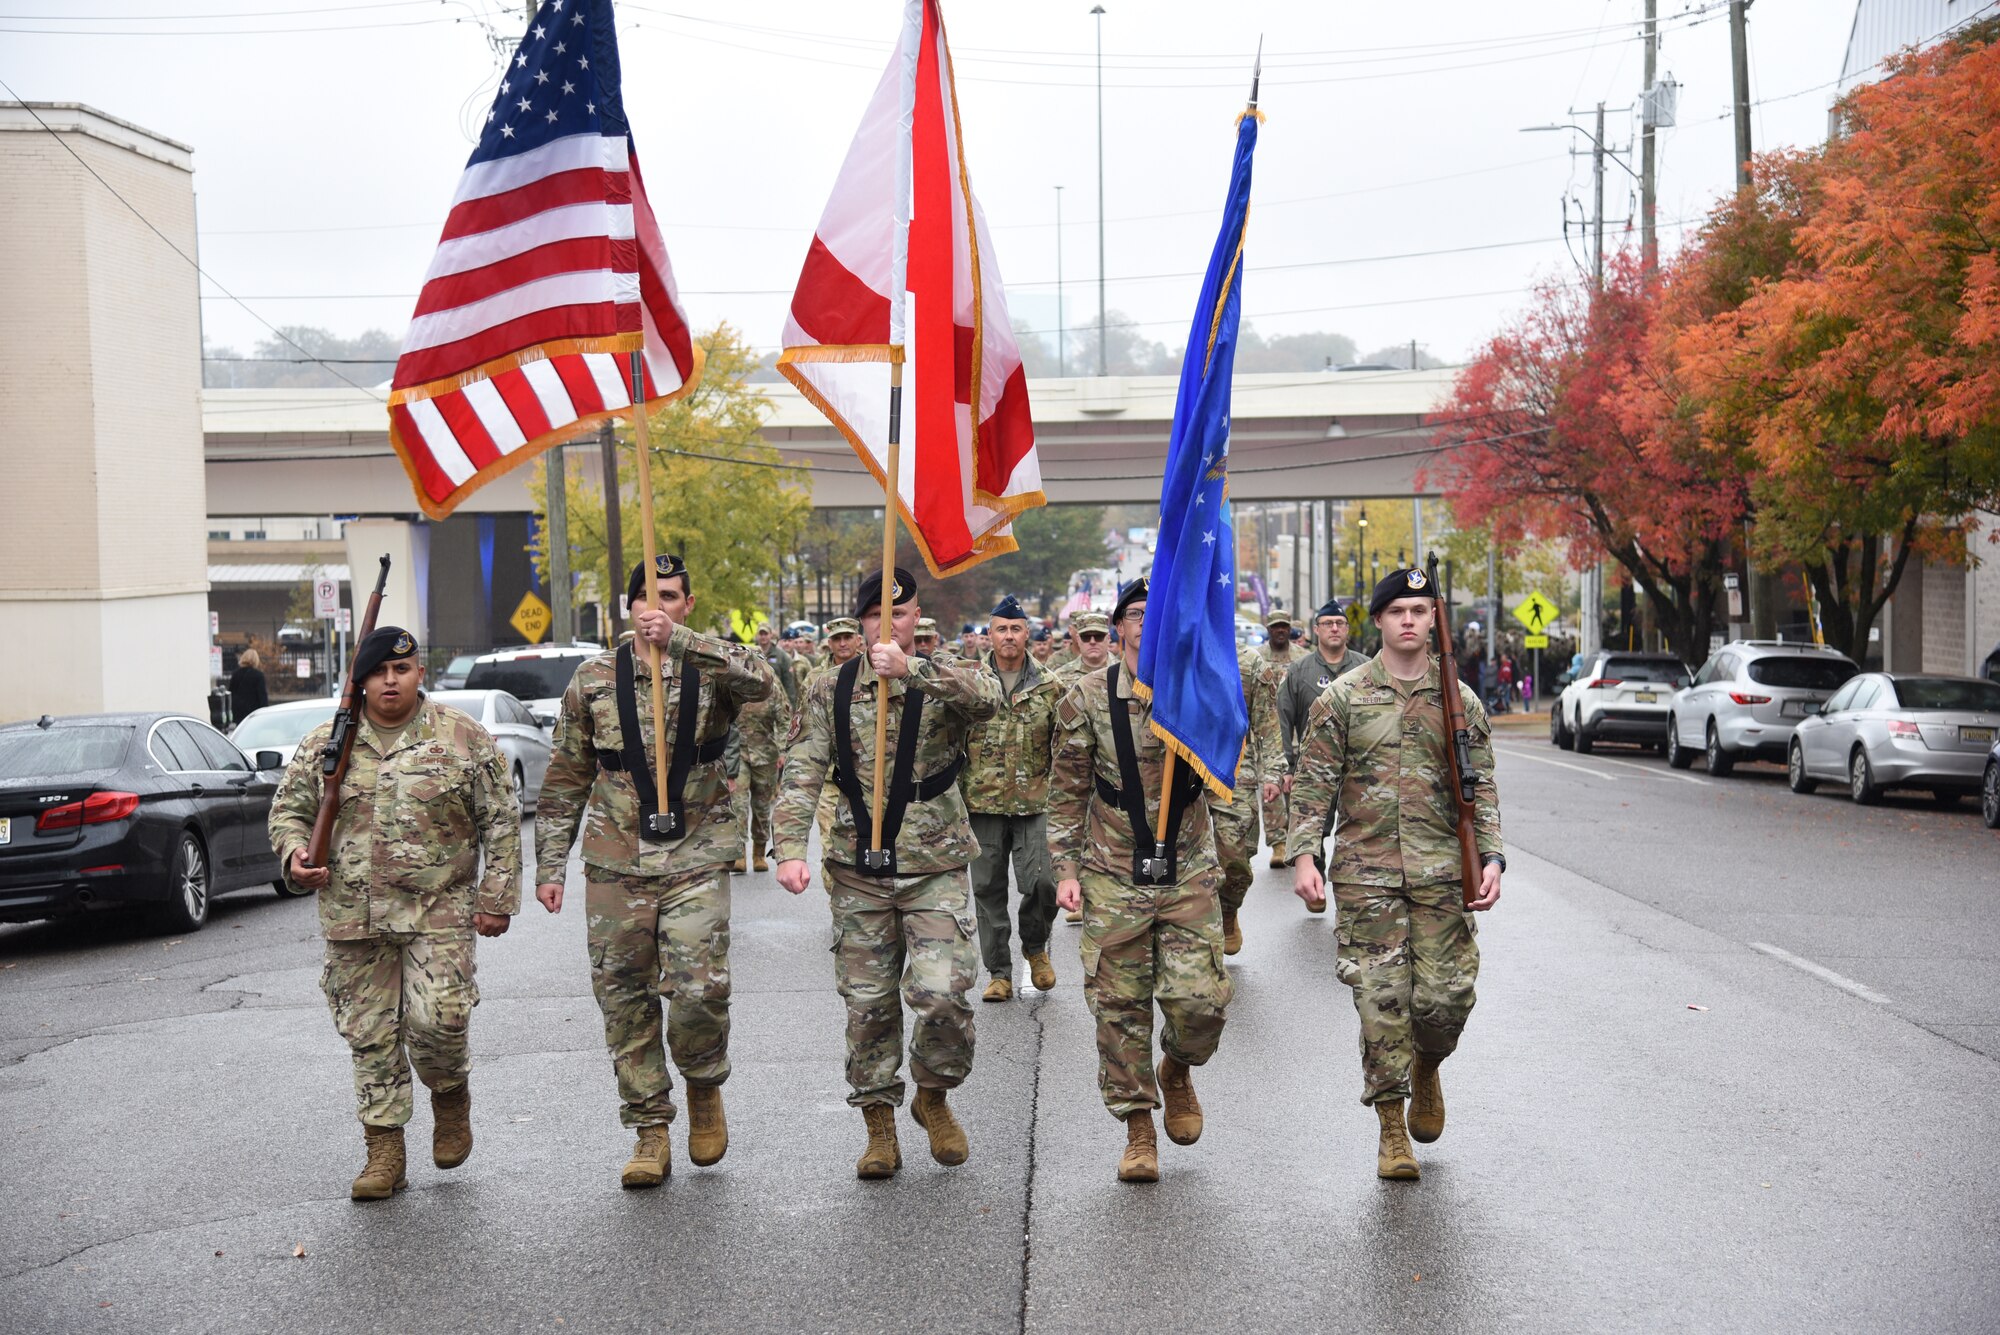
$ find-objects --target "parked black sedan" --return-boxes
[0,713,297,932]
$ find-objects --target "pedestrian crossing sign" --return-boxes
[1512,592,1559,632]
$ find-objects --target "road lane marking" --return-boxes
[1490,745,1621,781]
[1748,941,1891,1005]
[1578,751,1713,786]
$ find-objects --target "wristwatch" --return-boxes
[1480,852,1506,873]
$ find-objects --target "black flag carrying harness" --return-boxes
[830,656,965,877]
[1095,662,1204,885]
[601,641,727,841]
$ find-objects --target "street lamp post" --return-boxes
[1091,4,1107,377]
[1054,184,1066,377]
[1356,506,1369,600]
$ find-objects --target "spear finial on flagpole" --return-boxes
[1248,35,1263,111]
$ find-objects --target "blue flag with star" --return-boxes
[1132,110,1260,797]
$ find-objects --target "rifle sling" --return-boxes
[831,656,963,877]
[613,641,719,842]
[1095,662,1201,885]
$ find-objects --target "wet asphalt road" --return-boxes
[3,739,1997,1334]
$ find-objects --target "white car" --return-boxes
[462,645,599,730]
[1666,641,1858,774]
[229,698,341,771]
[1551,651,1692,754]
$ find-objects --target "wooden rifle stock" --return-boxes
[304,555,391,869]
[1427,553,1484,908]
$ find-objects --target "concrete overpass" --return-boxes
[202,367,1458,516]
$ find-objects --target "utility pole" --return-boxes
[546,445,571,642]
[1055,185,1066,377]
[1592,101,1606,292]
[600,419,626,643]
[1641,0,1659,274]
[1091,5,1108,377]
[1730,0,1754,189]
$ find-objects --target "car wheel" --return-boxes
[1983,762,2000,829]
[1549,708,1566,749]
[1848,748,1882,805]
[1665,716,1695,770]
[1787,740,1818,795]
[153,831,212,933]
[1705,722,1736,777]
[512,764,527,822]
[1574,719,1595,755]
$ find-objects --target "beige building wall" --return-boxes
[0,104,209,720]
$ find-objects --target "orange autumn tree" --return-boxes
[1676,19,2000,658]
[1429,254,1746,660]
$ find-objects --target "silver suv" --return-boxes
[1666,641,1858,774]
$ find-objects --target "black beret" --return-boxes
[1112,577,1149,623]
[1315,597,1351,621]
[1368,566,1435,618]
[853,565,917,618]
[991,594,1028,622]
[353,626,418,683]
[628,553,687,606]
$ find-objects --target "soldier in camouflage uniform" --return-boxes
[1052,610,1114,923]
[270,626,520,1201]
[735,624,797,872]
[1288,569,1503,1181]
[963,595,1063,1003]
[913,617,941,658]
[1277,598,1373,909]
[1208,643,1287,955]
[1254,612,1303,866]
[1051,580,1232,1183]
[775,567,1001,1179]
[533,556,776,1188]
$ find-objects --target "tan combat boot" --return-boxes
[910,1087,969,1166]
[1064,907,1083,924]
[1026,951,1056,991]
[621,1124,672,1189]
[1117,1111,1160,1182]
[686,1085,728,1166]
[982,975,1013,1003]
[1221,911,1243,956]
[857,1104,901,1180]
[1307,897,1327,915]
[753,851,770,872]
[431,1084,472,1169]
[1157,1054,1204,1145]
[731,855,748,873]
[1375,1099,1420,1180]
[1409,1053,1446,1143]
[1268,842,1287,869]
[351,1124,407,1201]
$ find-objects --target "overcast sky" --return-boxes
[6,1,1892,367]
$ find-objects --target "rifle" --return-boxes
[1426,552,1484,909]
[303,555,391,869]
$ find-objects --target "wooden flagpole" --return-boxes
[628,350,673,822]
[869,361,904,857]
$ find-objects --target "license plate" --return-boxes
[0,816,8,846]
[1635,692,1658,704]
[1962,726,1995,744]
[1781,700,1811,717]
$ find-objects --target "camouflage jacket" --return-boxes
[1048,662,1218,884]
[962,652,1063,816]
[775,651,1000,873]
[535,625,775,882]
[1277,647,1372,766]
[1284,655,1501,888]
[1234,646,1288,789]
[269,699,521,941]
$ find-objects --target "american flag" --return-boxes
[388,0,700,520]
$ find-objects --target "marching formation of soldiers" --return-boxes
[272,558,1502,1199]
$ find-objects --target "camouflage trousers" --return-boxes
[825,860,978,1108]
[585,866,732,1128]
[1331,879,1479,1105]
[967,812,1057,976]
[1078,866,1232,1120]
[1210,788,1259,915]
[1260,783,1289,853]
[321,932,478,1128]
[742,731,781,855]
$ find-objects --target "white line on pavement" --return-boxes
[1748,941,1892,1005]
[1490,744,1621,781]
[1576,751,1713,786]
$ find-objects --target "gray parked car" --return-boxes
[425,690,553,815]
[1787,674,2000,805]
[1666,641,1858,774]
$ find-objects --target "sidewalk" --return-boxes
[1489,708,1550,732]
